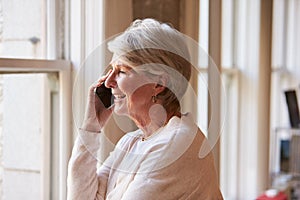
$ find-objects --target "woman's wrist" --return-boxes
[77,127,101,155]
[81,121,102,133]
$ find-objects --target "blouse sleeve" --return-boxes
[67,129,110,200]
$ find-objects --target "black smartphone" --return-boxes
[94,84,114,108]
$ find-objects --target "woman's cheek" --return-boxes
[119,76,146,96]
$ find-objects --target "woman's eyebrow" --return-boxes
[110,62,136,73]
[116,65,133,71]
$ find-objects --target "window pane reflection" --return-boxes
[0,73,48,199]
[0,0,46,58]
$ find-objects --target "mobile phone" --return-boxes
[94,84,114,108]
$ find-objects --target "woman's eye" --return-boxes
[118,70,126,74]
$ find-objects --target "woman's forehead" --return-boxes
[109,59,167,76]
[110,60,132,69]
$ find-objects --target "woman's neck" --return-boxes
[134,109,181,138]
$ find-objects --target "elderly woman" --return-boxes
[68,19,223,200]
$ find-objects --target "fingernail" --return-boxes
[106,69,112,75]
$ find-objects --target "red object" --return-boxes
[256,192,287,200]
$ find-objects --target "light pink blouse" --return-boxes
[67,113,223,200]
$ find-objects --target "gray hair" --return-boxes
[108,18,191,113]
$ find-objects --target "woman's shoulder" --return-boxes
[161,113,199,141]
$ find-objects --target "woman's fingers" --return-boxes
[89,69,113,94]
[83,68,114,130]
[95,69,112,85]
[97,69,113,85]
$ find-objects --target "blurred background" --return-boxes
[0,0,299,199]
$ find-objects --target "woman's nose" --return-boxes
[104,70,117,88]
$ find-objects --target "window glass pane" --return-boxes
[272,0,300,75]
[197,72,208,136]
[0,0,46,58]
[272,0,285,69]
[198,0,209,68]
[271,0,300,131]
[221,0,234,68]
[220,72,239,199]
[270,73,300,129]
[0,73,49,199]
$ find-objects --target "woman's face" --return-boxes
[104,61,156,123]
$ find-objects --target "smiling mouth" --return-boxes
[114,94,126,100]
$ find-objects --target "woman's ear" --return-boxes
[154,75,168,95]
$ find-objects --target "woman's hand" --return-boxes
[81,70,113,132]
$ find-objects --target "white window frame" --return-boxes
[0,58,71,200]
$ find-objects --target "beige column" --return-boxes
[208,0,222,180]
[257,0,273,191]
[104,0,133,38]
[179,0,199,119]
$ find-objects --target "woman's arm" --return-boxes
[67,130,108,200]
[67,71,114,199]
